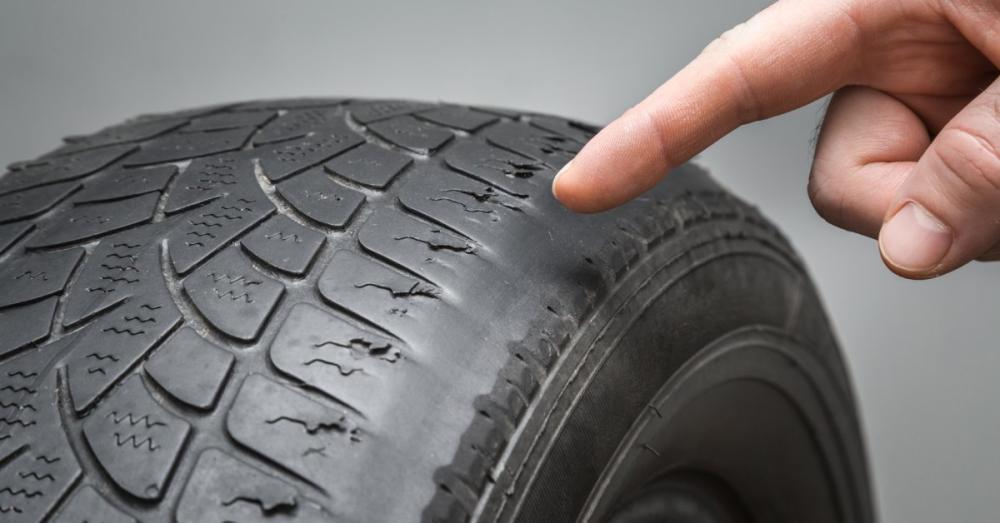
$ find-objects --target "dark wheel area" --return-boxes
[0,98,872,522]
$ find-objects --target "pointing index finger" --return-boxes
[553,0,866,213]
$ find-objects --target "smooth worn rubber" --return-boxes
[0,98,872,522]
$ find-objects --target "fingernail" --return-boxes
[552,160,573,199]
[879,202,952,273]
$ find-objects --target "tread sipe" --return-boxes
[0,98,863,522]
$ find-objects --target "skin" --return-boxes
[552,0,1000,279]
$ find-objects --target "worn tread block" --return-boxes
[27,192,160,248]
[398,165,526,237]
[167,190,274,275]
[416,106,498,132]
[163,153,254,213]
[125,127,254,166]
[529,115,597,143]
[0,446,81,523]
[252,107,342,145]
[0,297,58,359]
[0,144,136,196]
[184,248,285,341]
[324,143,412,188]
[0,248,84,308]
[350,100,434,124]
[65,292,182,412]
[227,374,360,491]
[0,221,32,255]
[0,182,78,223]
[358,209,477,284]
[176,448,329,523]
[145,328,234,410]
[53,486,136,523]
[0,334,84,523]
[318,249,442,334]
[130,102,231,124]
[185,110,277,132]
[74,165,176,204]
[271,303,402,412]
[444,141,550,197]
[61,225,164,327]
[474,105,521,118]
[240,214,325,276]
[276,168,365,228]
[367,115,454,154]
[236,97,347,111]
[257,121,365,182]
[82,375,191,500]
[52,118,188,157]
[484,121,580,169]
[5,158,45,171]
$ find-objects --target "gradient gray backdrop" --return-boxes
[2,2,996,521]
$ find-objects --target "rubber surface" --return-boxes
[0,98,864,522]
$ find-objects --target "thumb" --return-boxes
[878,80,1000,278]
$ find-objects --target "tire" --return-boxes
[0,98,873,522]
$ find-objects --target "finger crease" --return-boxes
[721,51,764,123]
[639,107,677,169]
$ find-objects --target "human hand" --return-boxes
[552,0,1000,279]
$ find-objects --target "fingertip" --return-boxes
[551,160,571,200]
[551,159,613,214]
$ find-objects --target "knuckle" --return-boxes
[807,168,849,226]
[933,126,1000,197]
[706,22,747,53]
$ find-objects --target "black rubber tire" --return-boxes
[0,98,872,522]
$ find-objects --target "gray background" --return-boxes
[1,1,996,521]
